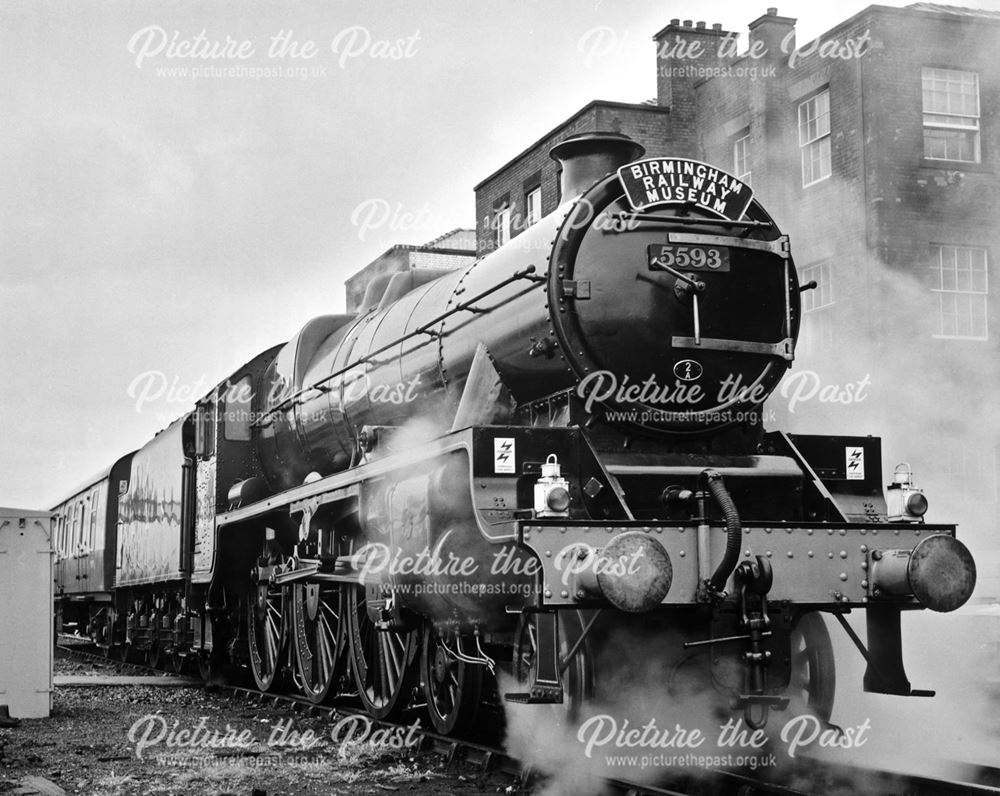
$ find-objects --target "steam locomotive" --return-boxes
[52,132,976,735]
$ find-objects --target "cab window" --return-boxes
[195,401,217,458]
[224,376,252,442]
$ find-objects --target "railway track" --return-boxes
[56,638,1000,796]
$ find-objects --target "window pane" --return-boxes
[930,244,989,338]
[799,91,831,184]
[922,68,980,163]
[224,376,252,442]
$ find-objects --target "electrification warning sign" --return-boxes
[845,446,865,480]
[493,437,516,474]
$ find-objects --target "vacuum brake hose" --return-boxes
[702,470,742,594]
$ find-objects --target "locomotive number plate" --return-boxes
[648,244,730,272]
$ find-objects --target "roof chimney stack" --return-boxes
[749,7,796,59]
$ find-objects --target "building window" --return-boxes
[799,261,834,353]
[525,186,542,227]
[940,441,997,500]
[494,205,511,248]
[930,244,988,339]
[733,132,751,186]
[800,261,834,312]
[798,90,831,187]
[922,67,980,163]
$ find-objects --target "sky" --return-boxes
[4,0,1000,508]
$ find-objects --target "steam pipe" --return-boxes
[702,470,742,594]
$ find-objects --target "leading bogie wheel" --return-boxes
[513,609,594,728]
[788,611,836,722]
[421,624,484,736]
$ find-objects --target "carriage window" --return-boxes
[89,491,99,551]
[224,376,252,442]
[71,502,81,552]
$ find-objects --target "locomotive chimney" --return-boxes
[550,132,646,199]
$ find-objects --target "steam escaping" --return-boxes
[766,156,1000,782]
[502,617,762,795]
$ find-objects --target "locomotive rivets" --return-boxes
[861,562,868,570]
[839,573,848,581]
[861,580,869,588]
[545,589,552,598]
[860,544,868,553]
[827,529,834,535]
[744,550,751,557]
[860,528,867,535]
[807,528,813,535]
[787,551,793,558]
[894,529,900,535]
[839,529,846,536]
[840,550,848,559]
[808,551,814,558]
[560,590,569,598]
[765,528,771,534]
[545,550,551,558]
[828,552,834,559]
[765,551,772,557]
[679,550,685,557]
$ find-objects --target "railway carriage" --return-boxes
[54,133,977,737]
[52,453,133,643]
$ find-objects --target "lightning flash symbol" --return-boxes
[496,441,513,463]
[848,450,863,471]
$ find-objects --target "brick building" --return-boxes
[343,228,476,313]
[473,100,670,256]
[473,4,1000,565]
